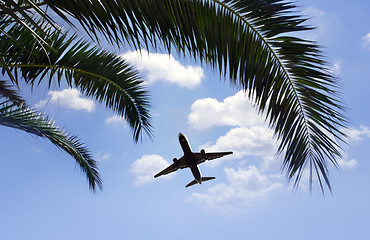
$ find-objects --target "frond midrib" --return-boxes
[211,0,313,149]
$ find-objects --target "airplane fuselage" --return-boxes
[154,133,232,187]
[179,133,202,183]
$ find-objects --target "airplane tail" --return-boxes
[185,177,215,188]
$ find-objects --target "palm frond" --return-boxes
[0,15,152,141]
[0,99,102,192]
[0,80,24,104]
[43,0,347,191]
[0,0,61,49]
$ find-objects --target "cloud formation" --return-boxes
[188,91,264,130]
[188,166,283,214]
[105,115,128,127]
[186,91,284,212]
[95,151,111,162]
[130,154,175,185]
[362,33,370,50]
[334,125,370,170]
[337,158,357,169]
[200,127,277,168]
[189,91,278,168]
[122,50,204,88]
[187,92,366,212]
[329,60,342,75]
[345,125,370,142]
[36,88,95,112]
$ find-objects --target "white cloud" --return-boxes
[345,125,370,142]
[35,88,95,112]
[332,125,370,170]
[329,60,342,75]
[188,166,284,215]
[121,50,204,89]
[189,91,279,169]
[105,115,128,127]
[95,151,111,162]
[188,90,264,131]
[200,127,277,168]
[337,158,357,169]
[362,33,370,50]
[130,154,175,185]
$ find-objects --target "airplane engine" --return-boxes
[173,158,179,166]
[200,149,207,159]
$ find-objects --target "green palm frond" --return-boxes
[0,80,24,104]
[0,99,102,192]
[0,0,60,49]
[44,0,347,191]
[0,15,152,141]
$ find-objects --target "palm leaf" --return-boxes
[44,0,347,191]
[0,16,152,141]
[0,99,102,192]
[0,0,62,48]
[0,80,24,104]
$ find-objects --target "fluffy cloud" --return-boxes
[333,125,370,170]
[130,154,175,185]
[188,91,264,131]
[362,33,370,50]
[337,158,357,169]
[188,166,284,214]
[121,50,204,88]
[189,91,278,168]
[344,125,370,142]
[200,127,278,168]
[35,88,95,112]
[105,115,128,127]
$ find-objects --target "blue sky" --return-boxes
[1,0,370,239]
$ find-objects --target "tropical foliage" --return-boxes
[0,0,347,192]
[0,0,152,191]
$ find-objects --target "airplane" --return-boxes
[154,133,233,187]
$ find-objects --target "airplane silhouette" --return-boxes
[154,133,233,187]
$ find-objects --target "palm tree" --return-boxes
[0,0,152,191]
[0,0,347,192]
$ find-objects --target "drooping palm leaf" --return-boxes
[0,80,24,104]
[0,0,60,49]
[0,16,152,141]
[0,99,102,192]
[43,0,347,191]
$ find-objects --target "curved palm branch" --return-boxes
[0,16,152,141]
[0,80,24,104]
[44,0,347,191]
[0,99,102,192]
[1,3,151,191]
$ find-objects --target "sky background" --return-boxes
[1,0,370,239]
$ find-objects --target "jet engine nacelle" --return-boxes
[173,158,179,166]
[200,149,207,159]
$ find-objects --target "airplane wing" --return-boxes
[194,151,233,164]
[154,157,187,178]
[154,164,178,178]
